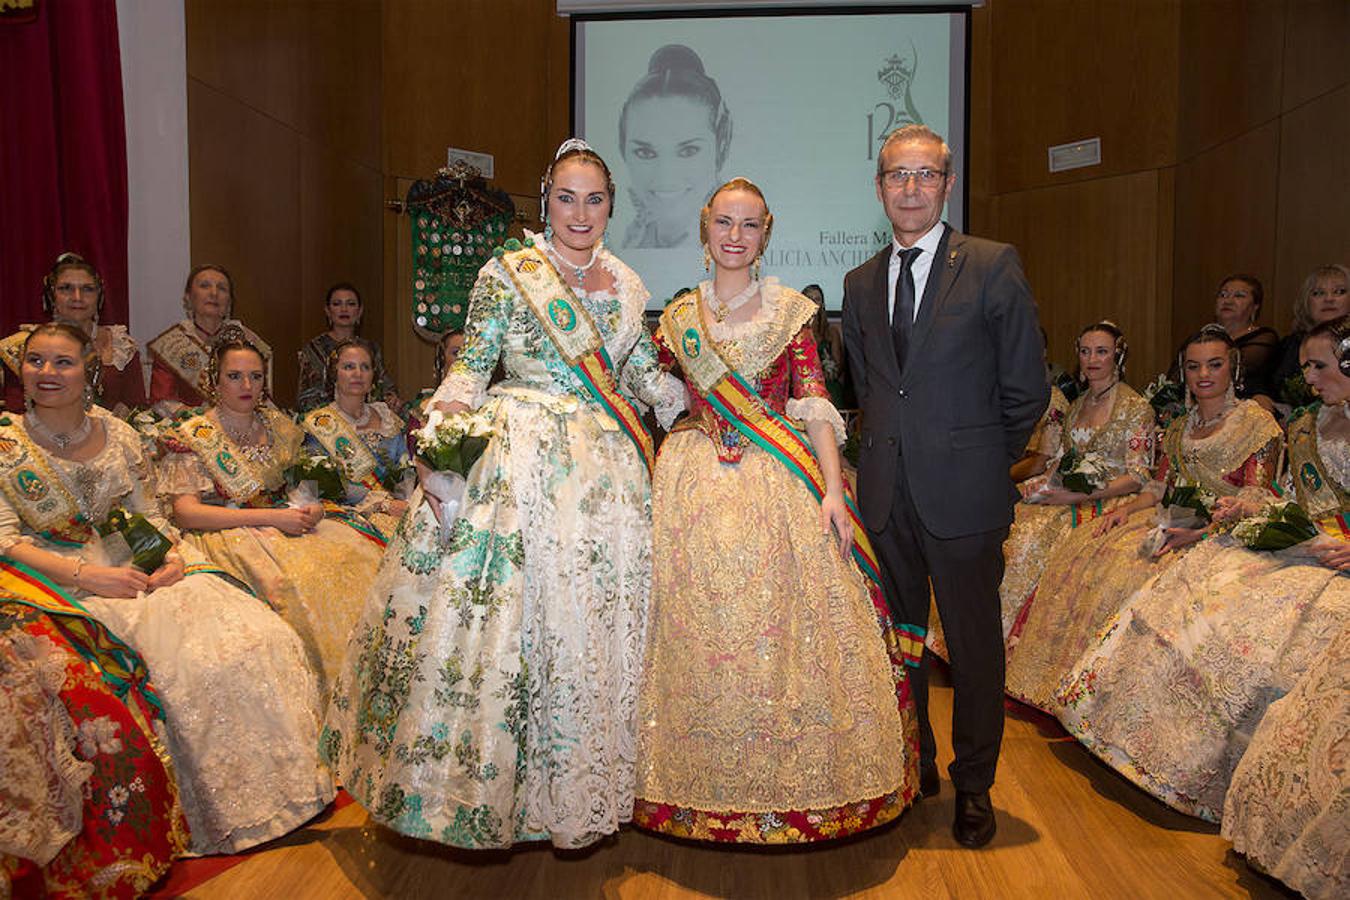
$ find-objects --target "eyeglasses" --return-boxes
[879,168,949,189]
[1215,288,1251,300]
[54,283,99,296]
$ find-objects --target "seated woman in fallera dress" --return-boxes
[323,140,684,850]
[147,265,272,414]
[159,331,386,692]
[1219,320,1350,898]
[0,324,331,865]
[977,322,1154,648]
[299,338,411,540]
[1055,321,1350,822]
[295,282,400,413]
[632,178,917,844]
[1,253,147,415]
[1004,325,1283,711]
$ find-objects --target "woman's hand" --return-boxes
[1094,508,1132,536]
[78,565,149,598]
[1210,495,1259,523]
[146,553,185,592]
[1152,526,1206,558]
[1316,542,1350,571]
[1036,487,1089,506]
[820,492,854,559]
[269,507,317,536]
[415,459,445,526]
[432,400,470,417]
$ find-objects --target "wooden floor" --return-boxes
[183,671,1295,900]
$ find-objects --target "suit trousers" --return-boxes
[868,461,1008,794]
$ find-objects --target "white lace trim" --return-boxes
[787,395,847,446]
[430,370,487,411]
[98,324,138,371]
[651,372,688,431]
[700,279,816,378]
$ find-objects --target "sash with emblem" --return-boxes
[0,557,169,715]
[496,241,655,472]
[173,408,297,505]
[301,405,383,491]
[0,416,95,544]
[660,289,924,665]
[149,320,274,403]
[1286,405,1350,538]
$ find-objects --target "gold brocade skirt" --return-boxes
[1002,505,1185,710]
[183,518,385,692]
[636,431,911,837]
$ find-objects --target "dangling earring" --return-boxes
[544,222,553,242]
[83,383,94,411]
[1184,384,1195,409]
[752,255,762,282]
[703,244,712,273]
[24,396,35,415]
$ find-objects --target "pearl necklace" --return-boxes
[545,242,600,289]
[1085,380,1117,406]
[25,409,92,450]
[336,402,372,429]
[706,279,761,322]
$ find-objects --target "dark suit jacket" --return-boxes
[842,225,1048,540]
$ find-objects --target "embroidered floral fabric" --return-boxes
[1223,621,1350,898]
[324,242,671,850]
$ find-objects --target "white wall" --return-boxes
[116,0,190,342]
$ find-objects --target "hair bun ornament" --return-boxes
[1337,334,1350,377]
[649,43,704,75]
[212,323,249,350]
[554,137,595,160]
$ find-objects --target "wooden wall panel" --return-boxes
[988,0,1180,195]
[187,0,383,408]
[187,79,304,401]
[1273,84,1350,332]
[1170,121,1280,346]
[1280,0,1350,112]
[1176,0,1286,160]
[987,170,1172,384]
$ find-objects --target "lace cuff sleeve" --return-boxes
[652,373,687,431]
[787,395,847,446]
[157,452,215,498]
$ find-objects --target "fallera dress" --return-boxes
[631,281,918,843]
[1005,399,1282,710]
[1055,402,1350,821]
[0,409,332,860]
[322,239,683,850]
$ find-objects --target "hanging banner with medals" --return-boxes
[406,161,515,339]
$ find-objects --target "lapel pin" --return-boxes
[947,251,957,268]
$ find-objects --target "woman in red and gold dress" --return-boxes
[633,179,918,843]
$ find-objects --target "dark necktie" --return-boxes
[891,246,922,372]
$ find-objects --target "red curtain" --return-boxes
[0,0,129,335]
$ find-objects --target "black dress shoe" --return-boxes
[919,761,941,798]
[952,790,996,848]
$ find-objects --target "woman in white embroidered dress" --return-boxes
[323,140,683,850]
[1,324,332,855]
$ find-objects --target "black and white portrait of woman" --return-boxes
[618,45,733,250]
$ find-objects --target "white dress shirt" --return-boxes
[887,221,947,325]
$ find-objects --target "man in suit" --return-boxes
[842,125,1047,848]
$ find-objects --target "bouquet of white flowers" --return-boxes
[1230,501,1318,551]
[414,408,495,541]
[1054,448,1113,496]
